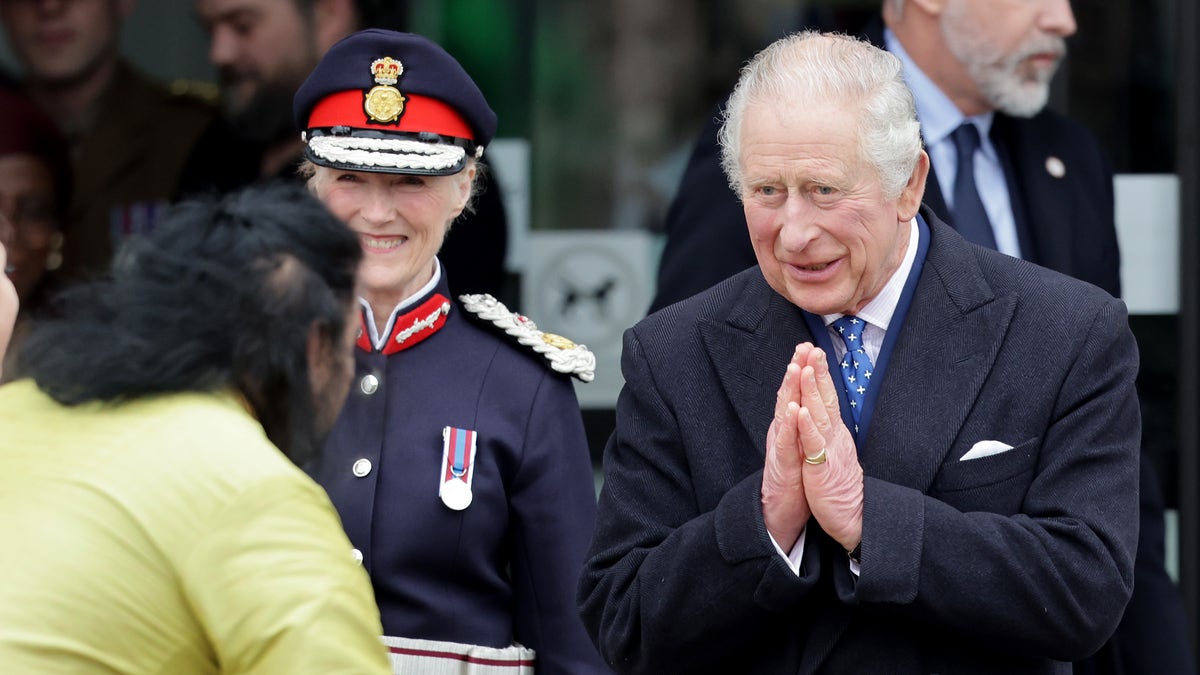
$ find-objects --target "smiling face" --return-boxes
[940,0,1076,117]
[309,165,473,313]
[740,99,926,316]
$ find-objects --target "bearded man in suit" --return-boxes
[579,32,1140,674]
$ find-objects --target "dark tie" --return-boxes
[832,316,874,433]
[950,123,998,249]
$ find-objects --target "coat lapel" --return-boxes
[699,272,815,454]
[992,114,1074,273]
[861,214,1015,493]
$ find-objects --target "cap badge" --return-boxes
[364,56,406,124]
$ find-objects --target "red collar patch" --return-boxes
[357,294,452,354]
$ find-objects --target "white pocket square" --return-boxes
[960,440,1014,461]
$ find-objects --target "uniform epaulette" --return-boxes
[459,294,595,383]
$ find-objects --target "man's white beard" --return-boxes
[942,9,1065,118]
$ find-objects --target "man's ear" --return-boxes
[909,0,948,18]
[897,151,929,222]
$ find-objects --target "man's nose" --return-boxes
[778,194,821,251]
[1040,0,1077,38]
[208,28,239,68]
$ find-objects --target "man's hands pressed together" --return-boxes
[763,343,863,555]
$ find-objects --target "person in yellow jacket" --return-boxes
[0,182,391,674]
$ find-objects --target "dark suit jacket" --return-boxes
[581,214,1140,674]
[650,22,1119,311]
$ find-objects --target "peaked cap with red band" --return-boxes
[293,29,496,176]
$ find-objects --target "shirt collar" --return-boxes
[360,258,443,348]
[883,28,994,148]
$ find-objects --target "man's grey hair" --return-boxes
[717,31,923,200]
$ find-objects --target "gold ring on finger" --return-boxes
[804,447,828,465]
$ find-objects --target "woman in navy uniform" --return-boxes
[294,30,609,675]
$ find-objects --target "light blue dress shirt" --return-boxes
[884,29,1022,258]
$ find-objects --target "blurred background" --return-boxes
[3,0,1198,656]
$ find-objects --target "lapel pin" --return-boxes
[1045,156,1066,179]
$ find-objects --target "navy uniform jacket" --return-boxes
[315,268,609,675]
[581,213,1139,674]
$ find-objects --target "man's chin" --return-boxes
[986,79,1051,118]
[219,85,255,118]
[223,86,303,144]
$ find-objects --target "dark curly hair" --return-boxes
[16,181,362,464]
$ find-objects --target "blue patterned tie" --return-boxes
[832,316,874,433]
[950,123,998,249]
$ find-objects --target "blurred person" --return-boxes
[193,0,358,180]
[649,2,1193,672]
[0,0,217,284]
[0,85,70,314]
[579,32,1140,674]
[0,182,391,673]
[295,29,608,674]
[191,0,509,299]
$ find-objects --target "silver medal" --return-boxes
[440,479,473,510]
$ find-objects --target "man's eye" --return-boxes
[815,186,835,196]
